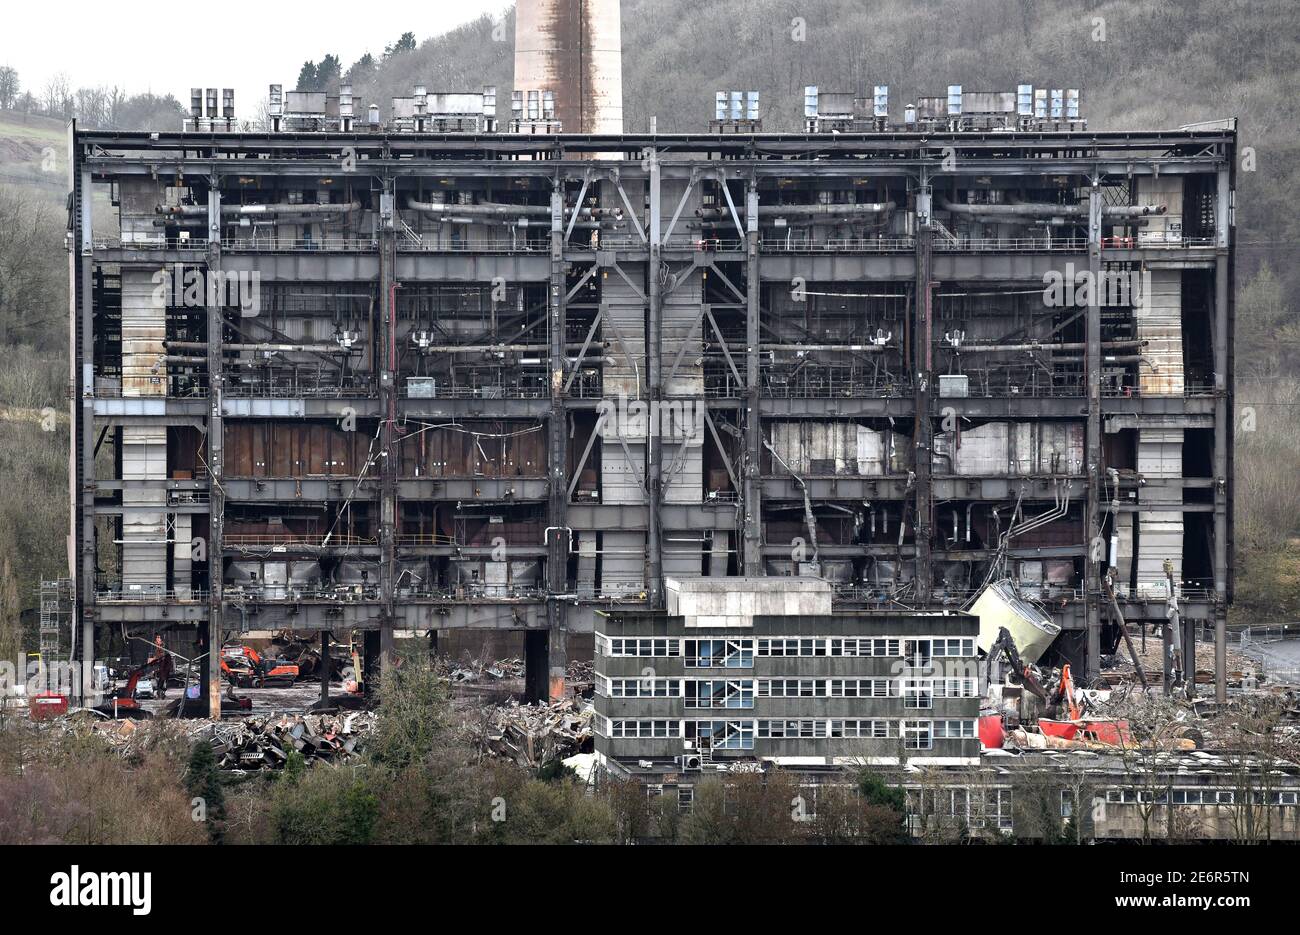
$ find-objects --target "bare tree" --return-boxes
[0,67,19,110]
[41,73,71,119]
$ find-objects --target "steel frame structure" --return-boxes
[68,126,1236,715]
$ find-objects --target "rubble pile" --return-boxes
[86,710,376,771]
[468,697,593,768]
[207,711,375,770]
[437,656,525,683]
[1104,638,1257,687]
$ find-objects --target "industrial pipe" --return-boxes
[1051,355,1151,366]
[938,197,1166,218]
[758,343,891,352]
[415,214,610,230]
[696,202,895,220]
[407,198,621,220]
[158,201,361,217]
[947,339,1146,353]
[165,341,361,353]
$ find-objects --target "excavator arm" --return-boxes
[988,626,1048,703]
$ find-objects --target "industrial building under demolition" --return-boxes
[62,0,1236,792]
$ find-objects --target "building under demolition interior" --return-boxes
[64,4,1232,795]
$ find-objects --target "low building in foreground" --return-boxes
[594,577,982,780]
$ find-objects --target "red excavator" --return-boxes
[93,650,173,718]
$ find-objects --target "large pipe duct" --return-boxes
[696,202,895,220]
[165,341,362,353]
[158,202,361,217]
[406,198,620,220]
[514,0,623,133]
[938,197,1166,218]
[950,339,1146,353]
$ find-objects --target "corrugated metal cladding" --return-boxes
[121,426,168,590]
[226,422,371,477]
[1136,268,1185,395]
[933,422,1084,475]
[1136,426,1183,595]
[600,262,650,505]
[767,422,908,475]
[395,421,544,476]
[120,266,169,590]
[223,421,546,477]
[601,530,645,595]
[121,270,165,398]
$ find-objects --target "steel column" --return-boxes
[205,184,224,718]
[742,183,763,575]
[912,187,934,602]
[541,183,569,701]
[378,182,398,672]
[645,152,664,606]
[1085,186,1104,678]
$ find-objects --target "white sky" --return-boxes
[0,0,511,118]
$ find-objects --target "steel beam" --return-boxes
[1084,186,1104,680]
[205,184,224,718]
[742,182,763,575]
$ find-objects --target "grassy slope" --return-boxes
[0,110,67,196]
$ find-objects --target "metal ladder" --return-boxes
[38,579,72,663]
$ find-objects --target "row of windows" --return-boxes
[605,638,682,658]
[684,720,754,750]
[757,638,975,660]
[600,636,977,664]
[1106,788,1300,806]
[602,717,979,748]
[909,788,1015,830]
[601,676,979,701]
[760,678,897,698]
[757,719,897,739]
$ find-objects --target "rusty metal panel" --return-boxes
[307,425,327,474]
[226,423,250,476]
[273,424,293,476]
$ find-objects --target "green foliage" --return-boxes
[282,748,307,784]
[271,766,379,845]
[184,741,226,842]
[295,61,319,92]
[367,655,452,772]
[858,770,907,813]
[536,757,576,783]
[384,32,417,59]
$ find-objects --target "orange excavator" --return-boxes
[986,630,1131,747]
[220,642,299,688]
[1038,663,1132,746]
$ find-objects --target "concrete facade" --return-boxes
[594,598,982,775]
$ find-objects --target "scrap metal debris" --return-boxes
[467,697,593,768]
[207,711,375,770]
[437,656,525,684]
[86,710,376,771]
